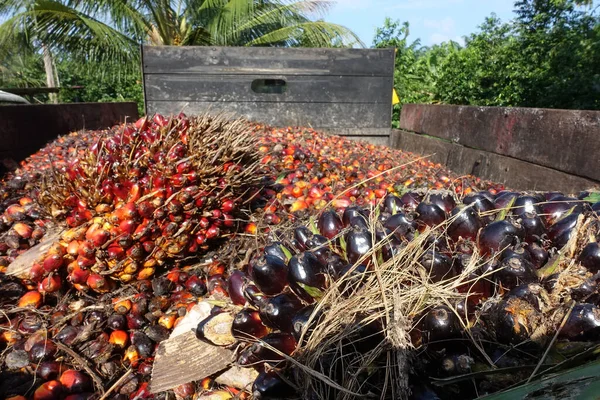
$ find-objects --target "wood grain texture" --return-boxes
[145,74,393,104]
[150,331,233,394]
[143,46,395,76]
[391,129,599,194]
[147,101,391,130]
[399,104,600,182]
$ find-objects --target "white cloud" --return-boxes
[424,17,456,34]
[386,0,463,10]
[429,33,464,45]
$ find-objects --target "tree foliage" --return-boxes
[375,0,600,126]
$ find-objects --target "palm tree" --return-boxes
[0,0,362,96]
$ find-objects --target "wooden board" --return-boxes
[399,104,600,182]
[145,74,393,104]
[391,129,600,194]
[147,101,390,131]
[143,46,395,76]
[150,331,233,394]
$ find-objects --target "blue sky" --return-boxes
[325,0,519,47]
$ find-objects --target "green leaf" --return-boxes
[496,196,515,221]
[583,192,600,204]
[339,234,347,254]
[279,244,293,261]
[308,217,319,235]
[298,283,324,300]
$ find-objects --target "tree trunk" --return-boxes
[42,45,58,104]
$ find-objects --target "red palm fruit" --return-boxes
[245,222,257,235]
[185,275,207,297]
[29,340,58,362]
[478,220,523,256]
[252,370,296,399]
[227,271,247,305]
[43,253,64,272]
[5,204,26,222]
[67,240,81,256]
[119,219,138,235]
[37,361,63,380]
[206,225,220,239]
[123,345,140,366]
[158,313,177,330]
[579,242,600,273]
[448,205,481,241]
[173,382,195,398]
[250,255,289,296]
[113,298,132,314]
[76,255,95,269]
[207,275,228,296]
[221,199,235,213]
[429,192,456,213]
[77,241,95,259]
[29,262,45,282]
[415,202,446,229]
[346,226,373,265]
[33,380,64,400]
[420,306,461,344]
[18,290,42,308]
[86,274,111,293]
[31,226,45,240]
[60,370,92,393]
[87,228,109,247]
[13,222,33,238]
[259,293,303,332]
[137,201,155,219]
[232,309,269,340]
[7,396,27,400]
[38,275,62,293]
[419,250,455,283]
[109,330,129,348]
[68,265,90,285]
[317,210,343,239]
[113,202,138,222]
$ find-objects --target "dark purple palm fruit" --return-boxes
[500,243,533,263]
[494,255,538,289]
[293,226,313,251]
[243,282,267,308]
[288,252,327,301]
[415,201,446,230]
[592,202,600,216]
[579,242,600,273]
[400,191,423,210]
[559,303,600,341]
[512,195,542,218]
[447,205,481,241]
[342,206,368,227]
[494,191,519,209]
[338,264,369,296]
[317,209,343,240]
[263,242,290,263]
[383,212,416,241]
[232,309,269,340]
[540,195,581,225]
[487,297,541,345]
[259,293,304,333]
[506,283,547,311]
[545,191,565,201]
[292,304,321,343]
[238,332,298,366]
[455,254,492,304]
[519,213,546,244]
[249,255,289,296]
[439,354,474,377]
[345,226,373,265]
[478,219,524,256]
[527,242,549,269]
[307,234,332,265]
[382,194,403,215]
[464,192,495,217]
[253,370,296,399]
[429,191,457,214]
[570,279,599,302]
[419,250,455,282]
[227,270,247,306]
[548,213,580,248]
[419,306,461,345]
[324,252,345,279]
[347,214,369,230]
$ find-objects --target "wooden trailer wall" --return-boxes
[141,46,395,145]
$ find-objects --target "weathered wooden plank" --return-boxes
[147,101,391,130]
[0,102,139,164]
[143,46,396,76]
[391,129,600,194]
[344,135,390,147]
[399,104,600,182]
[144,74,393,104]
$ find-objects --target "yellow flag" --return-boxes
[392,88,400,105]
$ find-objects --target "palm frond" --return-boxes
[244,20,363,47]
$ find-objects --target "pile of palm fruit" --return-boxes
[1,112,598,400]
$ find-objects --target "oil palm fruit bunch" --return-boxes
[209,188,600,399]
[18,114,264,291]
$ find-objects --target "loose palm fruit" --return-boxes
[560,303,600,341]
[250,255,289,296]
[263,242,289,263]
[18,290,42,308]
[227,270,247,305]
[345,226,372,265]
[447,205,481,241]
[37,361,63,380]
[429,191,456,214]
[415,202,446,229]
[288,252,327,300]
[252,370,296,399]
[59,369,92,393]
[33,380,64,400]
[579,242,600,273]
[382,212,416,240]
[259,293,303,333]
[317,209,343,239]
[232,309,269,340]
